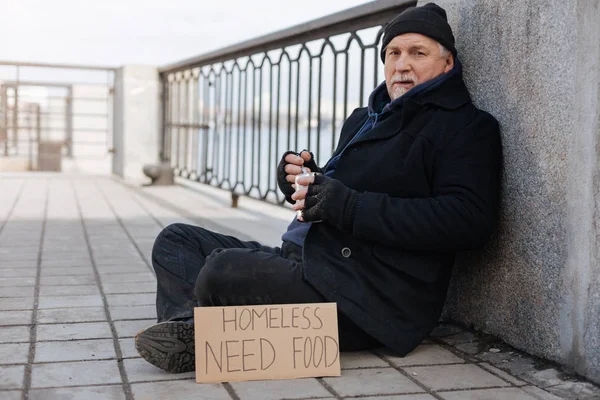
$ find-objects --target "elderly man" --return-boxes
[135,3,501,373]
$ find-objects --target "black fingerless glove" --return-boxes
[302,174,363,232]
[299,150,323,175]
[277,150,323,204]
[277,151,298,204]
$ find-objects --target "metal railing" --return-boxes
[0,61,116,169]
[159,0,416,205]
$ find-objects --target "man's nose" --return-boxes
[394,54,411,72]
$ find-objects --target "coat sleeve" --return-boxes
[351,113,502,251]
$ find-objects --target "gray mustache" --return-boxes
[391,74,418,85]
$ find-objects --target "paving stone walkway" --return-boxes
[1,173,599,400]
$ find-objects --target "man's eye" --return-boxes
[416,52,425,56]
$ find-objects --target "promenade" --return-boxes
[0,172,597,399]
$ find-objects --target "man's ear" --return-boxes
[444,54,454,73]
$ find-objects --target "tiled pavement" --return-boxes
[1,173,599,400]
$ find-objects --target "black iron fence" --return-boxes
[159,0,416,205]
[0,61,115,170]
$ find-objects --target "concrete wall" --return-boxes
[112,65,160,182]
[418,0,600,384]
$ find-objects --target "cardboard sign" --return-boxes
[194,303,340,383]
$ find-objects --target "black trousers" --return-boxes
[152,223,380,352]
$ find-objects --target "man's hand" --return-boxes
[276,150,320,204]
[292,174,362,232]
[299,150,321,175]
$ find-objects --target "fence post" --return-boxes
[0,85,7,156]
[65,86,73,158]
[112,65,161,183]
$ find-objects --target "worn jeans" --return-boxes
[151,223,380,351]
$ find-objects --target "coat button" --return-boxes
[341,247,351,258]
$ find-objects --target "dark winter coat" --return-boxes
[302,67,502,355]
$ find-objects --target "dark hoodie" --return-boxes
[281,60,463,247]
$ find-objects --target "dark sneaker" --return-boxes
[134,321,195,373]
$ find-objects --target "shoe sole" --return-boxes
[134,322,195,373]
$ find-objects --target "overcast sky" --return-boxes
[1,0,371,67]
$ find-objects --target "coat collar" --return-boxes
[366,58,471,117]
[349,58,472,147]
[392,58,471,130]
[406,74,471,110]
[393,57,471,112]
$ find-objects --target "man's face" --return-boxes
[384,33,454,100]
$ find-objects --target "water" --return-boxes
[171,124,339,204]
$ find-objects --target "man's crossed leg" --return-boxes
[135,223,379,373]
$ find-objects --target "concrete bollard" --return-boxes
[142,163,174,186]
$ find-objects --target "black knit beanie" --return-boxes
[380,3,456,63]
